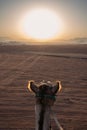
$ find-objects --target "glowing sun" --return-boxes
[21,8,63,41]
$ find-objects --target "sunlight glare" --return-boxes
[21,8,63,41]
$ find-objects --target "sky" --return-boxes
[0,0,87,42]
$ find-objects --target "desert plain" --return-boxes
[0,44,87,130]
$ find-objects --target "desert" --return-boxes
[0,44,87,130]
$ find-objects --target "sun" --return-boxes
[21,8,63,41]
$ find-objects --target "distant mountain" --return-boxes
[0,41,27,46]
[69,37,87,44]
[0,36,87,45]
[0,36,10,42]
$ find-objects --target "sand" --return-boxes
[0,44,87,130]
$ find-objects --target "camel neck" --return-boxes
[39,105,45,130]
[35,104,51,130]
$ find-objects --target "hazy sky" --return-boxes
[0,0,87,41]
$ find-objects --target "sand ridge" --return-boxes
[0,45,87,130]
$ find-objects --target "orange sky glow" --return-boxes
[0,0,87,43]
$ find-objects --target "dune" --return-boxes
[0,44,87,130]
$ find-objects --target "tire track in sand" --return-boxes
[1,55,41,85]
[0,54,10,66]
[0,55,35,76]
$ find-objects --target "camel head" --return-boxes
[28,80,62,106]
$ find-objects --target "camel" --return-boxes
[28,80,63,130]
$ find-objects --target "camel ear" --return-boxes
[52,81,62,94]
[28,80,39,93]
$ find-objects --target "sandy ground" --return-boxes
[0,45,87,130]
